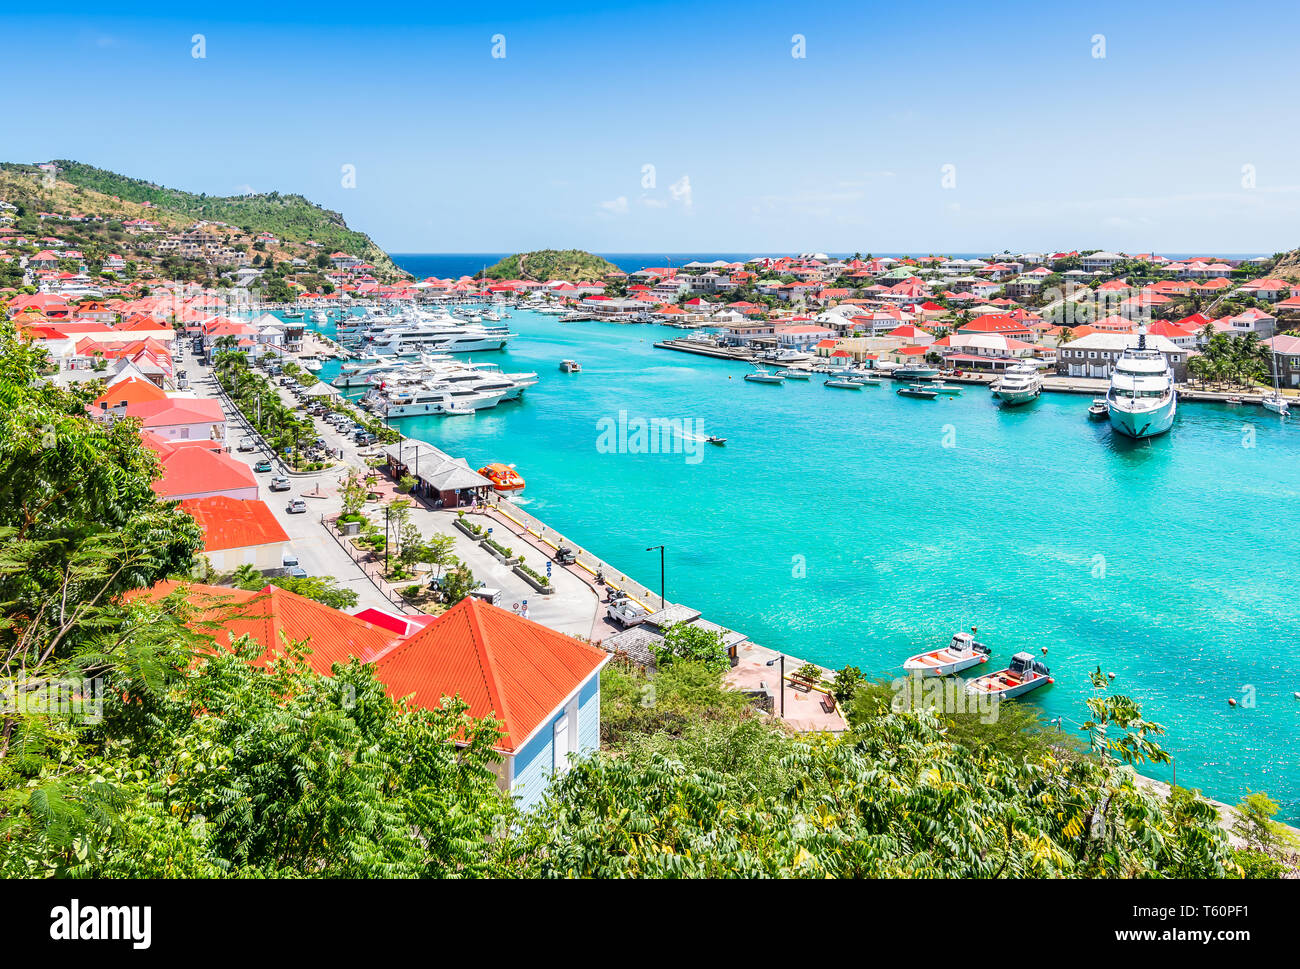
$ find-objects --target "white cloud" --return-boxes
[597,196,629,217]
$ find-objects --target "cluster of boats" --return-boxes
[904,631,1054,699]
[328,305,535,418]
[336,305,514,355]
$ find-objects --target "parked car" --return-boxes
[287,566,308,579]
[286,499,307,514]
[237,437,256,452]
[355,431,377,445]
[269,476,291,492]
[253,459,273,473]
[282,552,300,568]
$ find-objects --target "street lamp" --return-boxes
[765,654,785,718]
[645,545,665,609]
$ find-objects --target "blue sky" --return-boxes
[5,1,1300,255]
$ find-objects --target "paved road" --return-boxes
[180,343,391,612]
[181,342,601,637]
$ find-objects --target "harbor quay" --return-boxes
[654,338,1291,407]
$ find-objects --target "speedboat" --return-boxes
[897,384,938,399]
[927,382,962,396]
[824,377,864,389]
[1107,327,1177,439]
[776,369,810,380]
[706,436,726,445]
[744,369,785,384]
[893,365,941,381]
[903,632,992,677]
[478,462,525,495]
[849,374,882,386]
[560,359,582,373]
[1088,398,1110,419]
[992,364,1042,406]
[965,652,1053,700]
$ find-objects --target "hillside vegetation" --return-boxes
[481,248,618,282]
[1271,248,1300,283]
[0,160,400,277]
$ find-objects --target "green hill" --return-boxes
[0,160,401,277]
[480,249,618,283]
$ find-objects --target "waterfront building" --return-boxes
[1263,334,1300,387]
[1056,331,1192,381]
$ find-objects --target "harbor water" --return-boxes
[311,305,1300,819]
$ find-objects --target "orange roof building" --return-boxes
[137,581,400,676]
[373,597,609,807]
[152,447,257,502]
[180,496,290,572]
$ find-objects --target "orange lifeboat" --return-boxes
[478,463,525,495]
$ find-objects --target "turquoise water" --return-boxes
[313,308,1300,818]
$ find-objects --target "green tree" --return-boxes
[652,623,729,674]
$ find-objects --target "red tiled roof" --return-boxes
[134,581,400,676]
[93,377,168,408]
[372,597,609,752]
[152,447,255,499]
[179,496,289,552]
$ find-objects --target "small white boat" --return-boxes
[560,359,582,373]
[824,377,864,389]
[965,652,1053,700]
[1262,393,1290,416]
[776,369,810,380]
[903,632,991,677]
[744,369,785,384]
[1088,398,1109,419]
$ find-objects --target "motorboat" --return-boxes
[776,369,811,380]
[926,382,962,396]
[903,632,992,677]
[992,364,1043,406]
[1107,327,1177,439]
[897,384,938,399]
[560,359,582,373]
[478,463,525,495]
[1088,398,1110,419]
[892,365,941,381]
[824,377,864,389]
[965,652,1053,700]
[706,436,726,445]
[744,369,785,384]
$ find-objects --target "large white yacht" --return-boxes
[992,363,1043,406]
[1107,327,1177,439]
[362,381,510,417]
[362,318,513,354]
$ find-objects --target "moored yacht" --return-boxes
[1107,326,1177,439]
[992,363,1043,406]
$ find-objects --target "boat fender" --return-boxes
[980,655,988,662]
[1047,677,1054,684]
[1108,672,1115,680]
[1228,698,1237,706]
